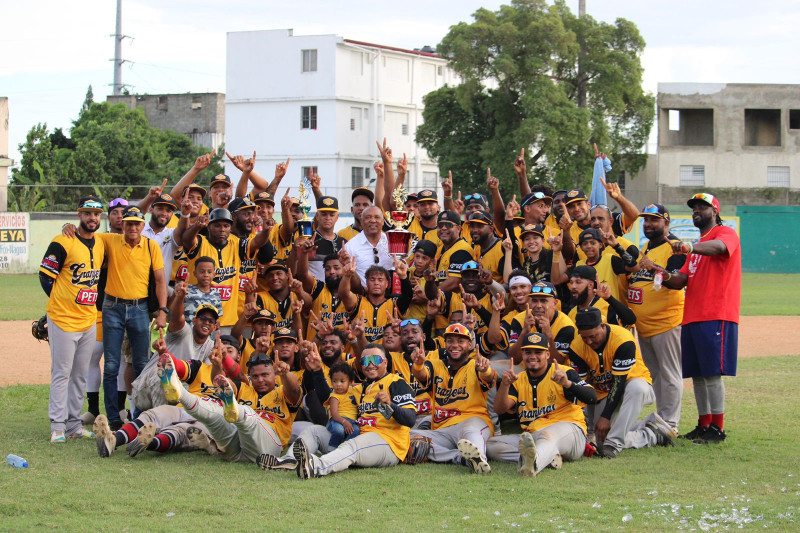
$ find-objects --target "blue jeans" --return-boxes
[326,417,360,448]
[102,299,151,424]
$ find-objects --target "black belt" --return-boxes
[105,295,147,306]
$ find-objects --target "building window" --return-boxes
[401,124,409,136]
[661,108,713,146]
[157,95,168,111]
[302,166,319,180]
[191,95,202,110]
[350,107,361,131]
[744,109,781,146]
[680,165,705,187]
[302,49,317,72]
[437,65,443,76]
[790,110,800,130]
[301,106,317,129]
[422,171,438,188]
[351,167,364,188]
[767,166,790,187]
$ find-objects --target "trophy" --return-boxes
[297,178,313,237]
[386,184,414,257]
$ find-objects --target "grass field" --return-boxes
[1,273,799,321]
[1,355,798,531]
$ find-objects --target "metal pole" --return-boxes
[113,0,122,95]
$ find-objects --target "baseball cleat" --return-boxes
[645,422,674,447]
[600,444,619,459]
[680,425,708,440]
[518,432,538,477]
[93,415,116,458]
[648,413,679,439]
[214,375,239,423]
[126,422,156,457]
[293,439,316,479]
[257,454,298,471]
[457,439,491,474]
[549,454,563,470]
[50,430,66,444]
[67,427,95,439]
[696,424,727,444]
[186,426,218,455]
[80,412,97,426]
[160,356,182,405]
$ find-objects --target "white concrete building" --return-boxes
[224,29,456,211]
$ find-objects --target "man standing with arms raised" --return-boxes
[660,193,740,443]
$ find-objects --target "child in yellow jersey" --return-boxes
[325,363,360,447]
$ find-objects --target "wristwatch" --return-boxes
[158,307,169,315]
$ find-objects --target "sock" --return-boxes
[117,391,128,409]
[711,413,724,430]
[698,414,712,427]
[114,420,144,447]
[87,392,100,416]
[147,433,175,452]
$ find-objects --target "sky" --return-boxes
[3,0,800,165]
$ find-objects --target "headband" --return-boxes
[509,276,532,288]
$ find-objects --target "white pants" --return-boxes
[86,340,104,393]
[410,417,491,463]
[136,404,215,451]
[586,378,657,451]
[286,424,399,476]
[639,326,683,429]
[486,422,586,474]
[47,317,95,434]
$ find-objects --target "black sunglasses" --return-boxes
[246,354,274,368]
[373,247,380,264]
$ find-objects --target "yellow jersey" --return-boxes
[435,238,475,282]
[387,350,439,415]
[627,238,685,337]
[421,357,497,434]
[307,280,348,340]
[353,373,416,460]
[507,363,589,433]
[236,382,301,447]
[474,238,505,283]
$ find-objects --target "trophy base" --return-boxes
[297,220,313,237]
[387,229,412,256]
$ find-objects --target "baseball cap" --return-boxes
[194,303,220,319]
[443,323,472,339]
[317,196,339,212]
[529,281,557,298]
[210,174,232,188]
[575,306,602,330]
[352,187,375,202]
[521,191,553,208]
[152,193,178,210]
[467,211,493,226]
[273,327,298,343]
[565,189,588,205]
[406,193,418,203]
[251,191,275,206]
[251,309,277,324]
[414,239,437,259]
[578,228,604,245]
[687,192,721,212]
[460,260,480,273]
[228,196,256,214]
[183,183,208,198]
[417,189,438,203]
[208,208,233,225]
[77,196,103,212]
[108,198,128,212]
[520,224,545,239]
[464,193,487,209]
[121,206,146,222]
[520,332,549,350]
[571,265,597,283]
[437,210,461,226]
[639,203,670,221]
[264,259,288,273]
[219,334,240,350]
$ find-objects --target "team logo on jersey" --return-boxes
[42,255,59,271]
[213,265,237,284]
[69,263,100,288]
[547,390,557,404]
[433,406,461,423]
[517,401,555,421]
[433,376,470,405]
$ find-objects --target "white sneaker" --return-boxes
[67,427,95,439]
[50,430,66,443]
[647,413,679,439]
[457,439,491,474]
[518,432,537,477]
[80,412,96,426]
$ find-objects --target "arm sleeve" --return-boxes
[395,276,413,314]
[304,371,330,425]
[562,369,598,405]
[475,306,493,328]
[391,404,416,427]
[566,347,589,376]
[611,341,637,374]
[605,295,636,326]
[308,368,333,404]
[388,379,417,427]
[553,325,575,355]
[39,272,55,296]
[665,252,686,272]
[600,375,628,419]
[447,250,474,275]
[39,240,67,278]
[255,241,275,264]
[611,248,636,270]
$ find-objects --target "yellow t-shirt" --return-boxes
[97,233,163,300]
[327,389,358,420]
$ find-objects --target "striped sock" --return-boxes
[115,420,144,447]
[148,433,175,452]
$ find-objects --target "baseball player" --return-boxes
[566,307,676,458]
[40,196,106,442]
[489,333,598,475]
[409,324,498,474]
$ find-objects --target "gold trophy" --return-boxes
[386,184,414,257]
[297,178,313,237]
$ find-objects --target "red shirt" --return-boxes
[679,225,741,324]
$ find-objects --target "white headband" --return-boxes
[509,276,531,288]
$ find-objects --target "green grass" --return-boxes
[1,355,798,530]
[1,273,796,320]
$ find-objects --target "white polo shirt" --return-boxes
[343,231,394,285]
[143,224,178,280]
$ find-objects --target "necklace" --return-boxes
[700,227,715,239]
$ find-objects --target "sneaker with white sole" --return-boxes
[160,356,182,405]
[647,413,679,439]
[549,453,563,470]
[67,427,95,439]
[214,375,239,423]
[457,439,491,474]
[126,422,157,457]
[93,415,116,457]
[50,430,66,443]
[257,454,298,471]
[186,426,218,455]
[518,432,537,477]
[80,412,97,426]
[293,439,317,479]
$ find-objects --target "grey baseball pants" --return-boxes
[135,404,215,451]
[486,421,586,474]
[47,317,95,434]
[410,417,491,463]
[586,377,658,452]
[639,326,683,429]
[286,424,399,476]
[178,388,282,462]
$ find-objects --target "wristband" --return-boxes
[412,362,426,372]
[443,195,453,201]
[663,272,672,281]
[222,355,240,377]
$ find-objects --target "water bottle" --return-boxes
[6,454,28,468]
[653,271,663,291]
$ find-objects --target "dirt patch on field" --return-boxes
[0,316,797,386]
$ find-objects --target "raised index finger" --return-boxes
[158,178,168,194]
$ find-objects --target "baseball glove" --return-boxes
[32,315,49,342]
[403,435,432,465]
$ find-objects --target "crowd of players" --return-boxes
[39,139,741,478]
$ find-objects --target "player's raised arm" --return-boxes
[170,149,215,199]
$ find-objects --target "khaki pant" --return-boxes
[410,417,491,464]
[486,421,586,474]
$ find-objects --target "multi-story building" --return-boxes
[224,29,456,210]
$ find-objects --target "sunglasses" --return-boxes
[691,193,715,204]
[81,201,103,209]
[464,194,486,202]
[109,198,128,208]
[373,247,380,264]
[247,354,274,367]
[400,318,421,327]
[530,286,557,296]
[437,222,457,229]
[461,261,480,271]
[195,315,217,324]
[521,192,551,207]
[642,204,661,215]
[361,354,385,367]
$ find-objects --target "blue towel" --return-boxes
[589,156,612,207]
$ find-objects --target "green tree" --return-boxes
[416,0,654,193]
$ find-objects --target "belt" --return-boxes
[105,295,147,306]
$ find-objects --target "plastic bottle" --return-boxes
[653,271,663,291]
[6,454,28,468]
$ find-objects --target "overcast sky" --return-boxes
[4,0,800,164]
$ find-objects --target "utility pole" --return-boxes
[111,0,130,95]
[576,0,587,187]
